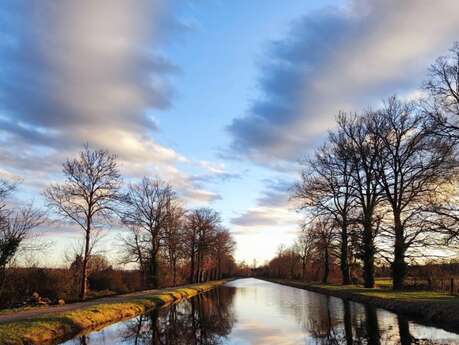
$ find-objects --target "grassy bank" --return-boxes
[0,280,228,345]
[265,278,459,332]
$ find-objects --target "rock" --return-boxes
[40,297,51,305]
[31,292,40,302]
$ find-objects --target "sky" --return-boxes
[1,0,459,266]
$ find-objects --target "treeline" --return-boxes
[265,43,459,290]
[0,146,237,306]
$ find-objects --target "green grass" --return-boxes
[0,280,227,345]
[270,277,459,306]
[313,283,456,302]
[375,278,392,288]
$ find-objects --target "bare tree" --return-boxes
[424,42,459,141]
[163,201,186,286]
[370,97,456,290]
[308,217,337,284]
[0,179,45,295]
[185,208,220,283]
[44,145,121,300]
[121,177,175,288]
[423,42,459,248]
[338,112,385,288]
[213,228,236,280]
[120,225,148,285]
[293,229,315,281]
[294,130,355,285]
[0,179,16,206]
[424,190,459,245]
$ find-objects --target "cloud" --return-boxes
[231,209,280,227]
[228,0,459,163]
[1,1,175,140]
[190,161,242,184]
[256,178,292,208]
[0,0,176,160]
[0,0,216,205]
[230,178,300,233]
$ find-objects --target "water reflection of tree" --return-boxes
[301,297,443,345]
[306,296,348,345]
[120,287,236,345]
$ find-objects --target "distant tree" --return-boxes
[121,177,175,288]
[185,208,220,283]
[44,145,122,300]
[0,179,16,206]
[163,200,185,286]
[293,229,315,281]
[308,217,336,284]
[213,228,235,280]
[0,179,44,296]
[69,254,111,275]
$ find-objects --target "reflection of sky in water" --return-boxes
[61,278,459,345]
[225,280,311,344]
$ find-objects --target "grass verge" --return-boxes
[0,280,228,345]
[265,278,459,333]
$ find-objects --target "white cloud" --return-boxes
[229,0,459,163]
[0,0,219,207]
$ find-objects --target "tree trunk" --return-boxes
[189,250,195,284]
[392,213,407,290]
[150,253,158,288]
[217,257,222,280]
[141,263,148,289]
[362,218,375,288]
[322,246,330,284]
[195,255,201,283]
[340,221,351,285]
[80,227,91,301]
[172,258,177,286]
[0,265,7,299]
[302,257,306,281]
[200,269,204,282]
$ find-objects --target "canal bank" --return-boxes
[263,278,459,333]
[20,278,459,344]
[0,280,229,345]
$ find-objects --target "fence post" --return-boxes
[451,278,455,295]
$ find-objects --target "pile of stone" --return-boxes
[21,292,65,307]
[29,292,51,306]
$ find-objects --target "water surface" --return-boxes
[61,278,459,344]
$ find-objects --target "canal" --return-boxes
[61,278,459,344]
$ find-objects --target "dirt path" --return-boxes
[0,288,166,323]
